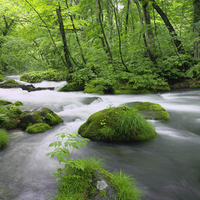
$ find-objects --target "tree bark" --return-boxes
[125,0,131,35]
[109,0,129,72]
[134,0,157,65]
[56,3,72,69]
[97,0,115,70]
[194,0,200,58]
[65,0,86,65]
[150,0,185,54]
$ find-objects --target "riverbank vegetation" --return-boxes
[0,0,200,92]
[47,132,143,199]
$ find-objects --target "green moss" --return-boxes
[0,129,8,148]
[19,108,63,130]
[0,100,12,106]
[58,82,84,92]
[0,79,21,88]
[1,118,18,130]
[114,89,154,94]
[13,101,23,106]
[78,107,157,142]
[25,123,52,133]
[190,83,200,88]
[39,108,63,125]
[124,102,170,121]
[20,69,66,83]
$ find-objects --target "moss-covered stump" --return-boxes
[20,69,66,83]
[19,108,63,131]
[124,102,170,121]
[78,107,157,142]
[0,129,8,148]
[58,82,84,92]
[0,79,22,88]
[26,123,52,134]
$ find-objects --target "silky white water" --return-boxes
[0,76,200,200]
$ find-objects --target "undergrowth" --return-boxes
[47,132,144,200]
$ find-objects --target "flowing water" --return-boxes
[0,76,200,200]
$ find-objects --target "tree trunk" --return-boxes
[109,0,129,72]
[2,15,14,36]
[194,0,200,59]
[134,0,157,65]
[125,0,131,35]
[150,0,185,54]
[56,3,72,69]
[97,0,115,70]
[65,0,86,65]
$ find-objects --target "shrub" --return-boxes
[20,69,66,83]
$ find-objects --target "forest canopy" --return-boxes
[0,0,200,91]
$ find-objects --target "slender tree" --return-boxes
[194,0,200,58]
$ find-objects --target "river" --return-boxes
[0,76,200,200]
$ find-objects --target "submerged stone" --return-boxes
[78,106,157,142]
[124,102,170,121]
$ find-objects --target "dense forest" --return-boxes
[0,0,200,92]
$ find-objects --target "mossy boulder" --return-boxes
[58,82,84,92]
[0,79,22,88]
[0,129,8,148]
[124,102,170,121]
[0,104,22,130]
[1,118,18,130]
[19,108,63,130]
[25,123,52,134]
[13,101,23,106]
[0,100,12,106]
[78,106,157,142]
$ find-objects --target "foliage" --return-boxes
[0,129,8,148]
[46,132,143,199]
[110,170,143,200]
[20,69,66,83]
[1,0,200,90]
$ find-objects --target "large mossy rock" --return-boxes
[124,102,170,121]
[0,79,22,88]
[58,82,84,92]
[25,123,52,134]
[0,129,8,148]
[78,107,157,142]
[19,108,63,131]
[0,104,22,130]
